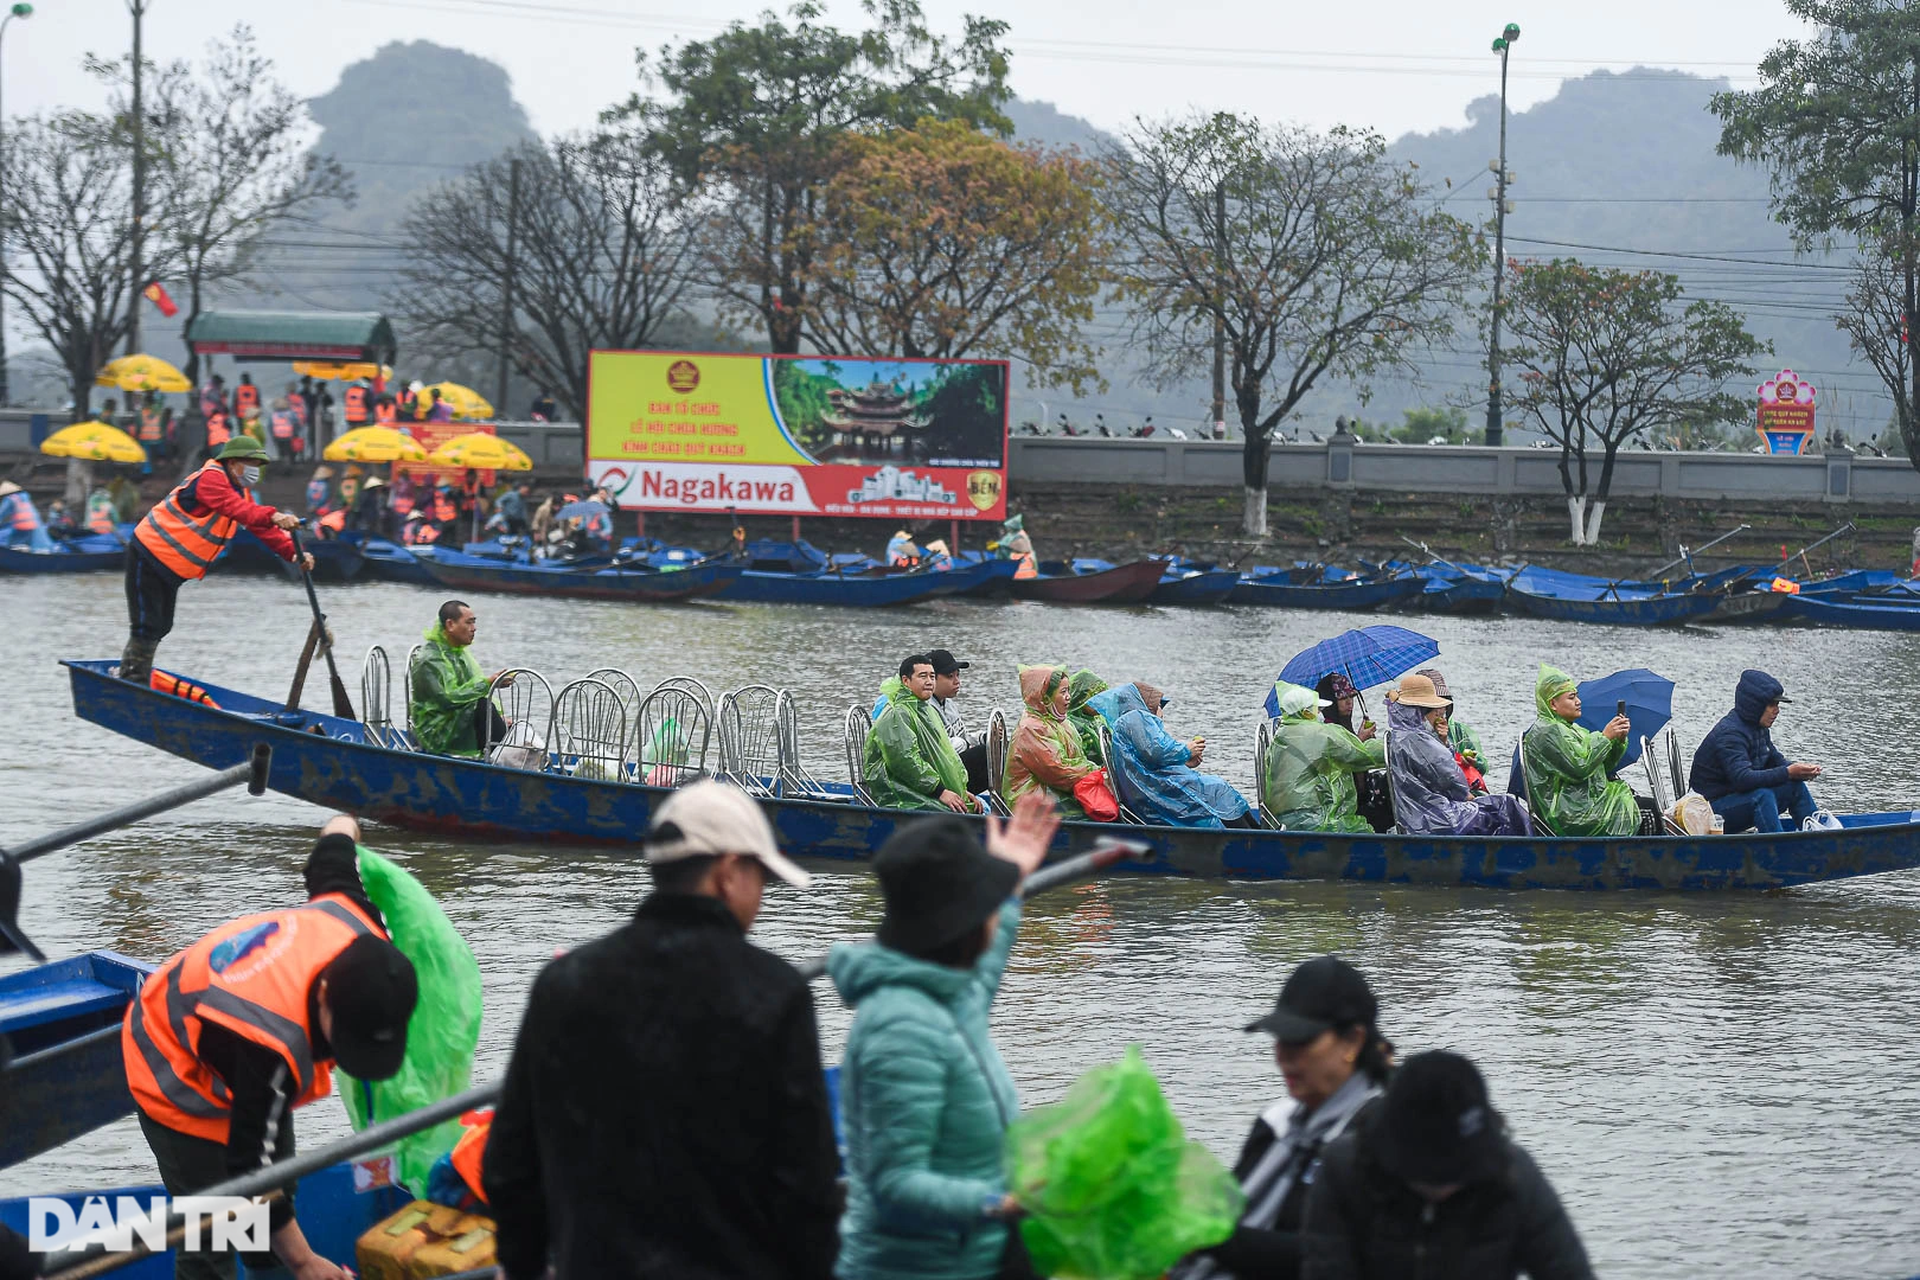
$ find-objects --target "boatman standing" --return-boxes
[122,815,419,1280]
[120,437,313,684]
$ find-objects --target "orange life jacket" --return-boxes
[1013,551,1038,580]
[433,493,458,523]
[449,1110,492,1206]
[205,412,231,447]
[1,492,40,533]
[233,383,260,416]
[270,410,297,440]
[134,461,247,580]
[149,670,220,707]
[374,401,398,425]
[121,894,385,1142]
[86,497,117,535]
[318,508,347,535]
[344,386,369,425]
[137,407,163,442]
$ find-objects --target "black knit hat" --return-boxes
[874,818,1017,954]
[1375,1051,1508,1185]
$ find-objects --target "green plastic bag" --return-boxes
[1006,1045,1243,1280]
[335,847,483,1190]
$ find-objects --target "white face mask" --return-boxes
[240,464,261,486]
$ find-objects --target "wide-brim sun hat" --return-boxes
[1394,673,1449,709]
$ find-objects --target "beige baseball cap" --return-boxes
[645,780,812,887]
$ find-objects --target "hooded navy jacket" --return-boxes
[1687,670,1791,800]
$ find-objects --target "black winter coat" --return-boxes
[484,891,841,1280]
[1301,1112,1594,1280]
[1688,669,1791,801]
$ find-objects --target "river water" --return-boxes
[4,571,1919,1278]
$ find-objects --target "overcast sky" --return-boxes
[3,0,1808,143]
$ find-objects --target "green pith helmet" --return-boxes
[215,437,270,462]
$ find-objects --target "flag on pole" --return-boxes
[142,281,179,318]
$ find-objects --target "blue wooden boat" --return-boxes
[719,556,1014,606]
[0,950,154,1169]
[1230,571,1426,610]
[0,542,124,574]
[1505,569,1724,626]
[219,530,366,583]
[415,548,742,602]
[342,534,441,585]
[1781,594,1920,631]
[59,659,1920,891]
[1147,567,1241,606]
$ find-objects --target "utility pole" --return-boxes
[125,0,147,356]
[0,4,33,406]
[496,157,522,418]
[1211,180,1226,441]
[1484,22,1519,448]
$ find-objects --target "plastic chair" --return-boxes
[359,645,396,748]
[635,682,713,788]
[717,684,784,795]
[843,704,875,805]
[485,668,554,770]
[551,677,633,781]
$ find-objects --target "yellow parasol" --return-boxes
[293,360,394,382]
[422,382,494,420]
[95,354,191,394]
[426,433,532,471]
[323,426,429,464]
[39,421,148,464]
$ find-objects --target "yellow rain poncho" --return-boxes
[1519,664,1638,837]
[1264,682,1384,833]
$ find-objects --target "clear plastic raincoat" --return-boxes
[1066,669,1110,766]
[863,677,972,810]
[1519,664,1638,837]
[1264,683,1384,833]
[1090,684,1250,828]
[408,620,495,757]
[1385,698,1533,836]
[1004,664,1097,818]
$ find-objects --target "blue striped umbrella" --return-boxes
[1267,625,1440,716]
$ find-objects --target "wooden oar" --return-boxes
[287,524,356,719]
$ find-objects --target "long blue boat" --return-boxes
[1781,594,1920,631]
[1230,571,1426,610]
[1505,568,1724,626]
[416,548,743,602]
[1147,567,1242,606]
[342,534,441,585]
[718,556,1015,606]
[60,660,1920,891]
[0,531,131,574]
[0,950,153,1169]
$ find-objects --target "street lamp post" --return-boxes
[125,0,147,357]
[0,2,34,407]
[1484,21,1519,448]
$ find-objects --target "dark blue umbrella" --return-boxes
[1268,625,1440,716]
[1573,667,1674,770]
[555,499,610,522]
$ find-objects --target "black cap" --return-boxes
[1245,955,1376,1042]
[875,818,1017,953]
[927,649,970,676]
[321,936,419,1081]
[1374,1050,1507,1185]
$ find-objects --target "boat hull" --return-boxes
[1506,586,1723,626]
[1412,576,1507,615]
[1230,574,1426,610]
[1147,569,1242,606]
[716,558,1014,606]
[417,552,743,602]
[1012,559,1170,603]
[0,545,125,574]
[0,951,154,1169]
[61,660,1920,892]
[1782,594,1920,631]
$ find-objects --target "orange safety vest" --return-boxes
[433,493,458,523]
[233,383,260,416]
[1013,551,1037,580]
[1,492,39,533]
[149,670,220,707]
[134,461,249,580]
[86,497,116,535]
[374,401,398,425]
[205,412,231,447]
[344,386,369,425]
[137,407,163,442]
[448,1111,492,1205]
[270,410,297,440]
[318,508,347,535]
[121,894,385,1142]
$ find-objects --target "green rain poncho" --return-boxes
[1449,718,1484,764]
[1264,682,1385,833]
[1004,664,1098,818]
[408,620,494,756]
[863,676,972,810]
[1065,669,1111,766]
[1519,664,1638,837]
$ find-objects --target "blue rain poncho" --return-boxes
[1385,698,1533,837]
[1089,684,1250,828]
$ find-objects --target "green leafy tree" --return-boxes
[625,0,1011,353]
[1711,0,1920,466]
[1500,259,1765,544]
[1390,406,1469,444]
[1103,112,1481,536]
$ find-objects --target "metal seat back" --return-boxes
[360,645,396,747]
[485,668,554,770]
[552,677,633,781]
[986,709,1010,799]
[635,683,713,788]
[777,691,838,799]
[1093,723,1144,823]
[1254,717,1282,828]
[843,704,875,805]
[585,667,644,722]
[401,643,423,733]
[1666,729,1687,800]
[717,684,784,795]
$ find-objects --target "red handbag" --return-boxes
[1073,769,1120,822]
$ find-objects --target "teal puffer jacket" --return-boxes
[828,901,1022,1280]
